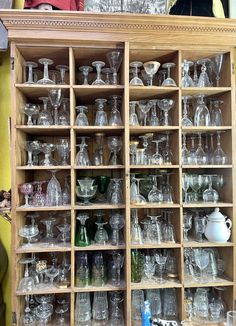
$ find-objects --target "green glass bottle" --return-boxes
[75,213,91,247]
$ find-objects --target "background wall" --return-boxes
[0,2,23,326]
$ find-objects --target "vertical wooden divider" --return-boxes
[124,41,131,326]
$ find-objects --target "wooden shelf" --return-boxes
[129,86,178,100]
[73,165,124,170]
[183,240,234,248]
[182,126,232,133]
[73,85,124,102]
[130,165,179,169]
[181,87,231,96]
[184,276,233,288]
[130,126,178,135]
[74,282,126,292]
[130,203,180,209]
[16,287,72,296]
[16,205,71,212]
[131,279,181,290]
[131,243,181,249]
[73,126,124,135]
[182,165,232,169]
[74,244,126,251]
[74,204,126,210]
[16,165,71,170]
[16,125,71,136]
[183,202,233,208]
[16,244,72,253]
[15,84,70,98]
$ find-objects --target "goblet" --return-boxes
[197,58,211,87]
[95,98,108,126]
[108,178,124,204]
[211,99,223,126]
[181,60,194,87]
[40,143,57,166]
[194,249,209,282]
[57,138,70,165]
[57,223,71,244]
[183,212,192,241]
[182,96,193,126]
[152,140,164,165]
[19,224,39,246]
[158,98,174,126]
[46,170,62,206]
[131,178,147,205]
[95,175,110,203]
[107,136,122,165]
[112,252,124,286]
[131,209,143,244]
[79,65,93,85]
[143,61,160,86]
[182,133,190,165]
[18,258,35,291]
[109,212,125,245]
[20,295,36,325]
[76,137,91,166]
[76,179,97,205]
[75,213,91,247]
[138,100,152,126]
[19,183,34,207]
[92,61,106,85]
[155,254,167,283]
[94,132,105,166]
[48,88,64,125]
[56,64,69,84]
[162,62,177,87]
[23,141,41,166]
[212,54,224,87]
[106,50,123,85]
[75,105,89,126]
[94,221,109,244]
[194,95,211,126]
[45,266,60,287]
[102,67,113,84]
[38,97,53,125]
[23,103,40,126]
[24,61,38,84]
[129,101,140,126]
[41,217,57,244]
[149,99,159,126]
[202,175,219,203]
[37,58,55,84]
[129,61,144,86]
[59,98,70,125]
[109,95,123,126]
[55,304,69,325]
[32,181,46,207]
[213,131,228,165]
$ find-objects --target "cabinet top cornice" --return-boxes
[1,10,236,46]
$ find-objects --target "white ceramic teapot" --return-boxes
[204,208,232,243]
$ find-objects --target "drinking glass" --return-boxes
[94,221,109,245]
[92,292,108,322]
[19,225,39,247]
[152,140,164,165]
[189,174,202,202]
[102,67,113,84]
[59,98,70,125]
[132,178,146,204]
[23,141,41,167]
[212,54,224,87]
[145,289,161,318]
[182,95,193,126]
[92,61,106,85]
[112,252,124,285]
[75,139,91,166]
[131,290,144,321]
[109,95,123,126]
[155,254,167,283]
[19,183,34,207]
[55,303,69,325]
[163,210,176,243]
[194,249,209,282]
[182,134,190,165]
[75,292,91,323]
[18,258,35,291]
[148,215,162,244]
[79,65,93,85]
[107,136,122,165]
[213,131,228,164]
[57,223,71,245]
[41,217,56,244]
[227,311,236,326]
[110,291,124,325]
[57,138,70,165]
[183,212,192,241]
[143,61,160,86]
[95,98,108,126]
[129,101,140,126]
[75,105,89,126]
[48,88,64,125]
[131,209,143,244]
[38,97,53,125]
[158,98,174,126]
[209,302,221,322]
[40,143,57,166]
[45,265,59,287]
[162,173,175,203]
[92,253,105,287]
[194,95,211,126]
[46,170,62,206]
[181,60,194,87]
[109,212,125,245]
[197,58,211,87]
[195,216,207,242]
[75,213,90,247]
[106,50,123,85]
[37,58,55,84]
[148,175,163,203]
[23,103,40,126]
[131,250,144,283]
[162,288,178,319]
[144,260,156,281]
[56,64,69,84]
[24,61,38,84]
[162,62,177,87]
[202,175,219,203]
[95,175,110,202]
[129,141,139,165]
[138,100,152,126]
[94,132,105,166]
[20,295,36,325]
[76,179,97,205]
[149,99,159,126]
[109,178,124,204]
[129,61,144,85]
[182,174,190,203]
[195,133,207,164]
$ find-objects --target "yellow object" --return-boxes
[213,0,225,18]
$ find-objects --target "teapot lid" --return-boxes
[208,208,225,221]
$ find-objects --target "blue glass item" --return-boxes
[142,300,152,326]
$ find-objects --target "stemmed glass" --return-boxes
[19,225,39,247]
[107,136,122,165]
[95,175,110,202]
[130,141,139,165]
[131,178,146,205]
[57,138,70,165]
[79,65,92,85]
[23,141,41,166]
[143,61,160,86]
[20,295,36,325]
[94,132,105,166]
[149,99,159,126]
[19,183,34,207]
[182,96,193,126]
[131,209,143,244]
[148,175,163,203]
[59,98,70,125]
[129,61,144,86]
[45,265,60,287]
[92,61,106,85]
[76,179,97,205]
[189,174,202,202]
[40,143,57,166]
[211,99,223,126]
[75,213,91,247]
[139,100,152,126]
[23,103,40,125]
[194,249,209,282]
[56,64,69,84]
[183,212,192,241]
[144,259,156,281]
[152,140,164,165]
[158,99,174,126]
[109,212,125,245]
[106,50,123,85]
[109,178,124,204]
[76,137,91,166]
[95,98,108,126]
[55,304,69,325]
[155,254,167,283]
[195,216,207,242]
[48,88,64,125]
[32,181,46,207]
[37,58,55,85]
[38,97,53,125]
[182,133,190,165]
[24,61,38,84]
[46,170,62,206]
[194,95,211,126]
[18,258,35,291]
[182,174,190,203]
[195,133,207,164]
[129,101,140,126]
[75,105,89,126]
[202,175,219,203]
[35,297,53,326]
[41,217,56,244]
[57,223,71,245]
[112,252,124,285]
[213,131,228,164]
[181,60,194,87]
[109,95,123,126]
[102,67,113,84]
[212,54,224,87]
[162,62,177,87]
[162,173,175,204]
[197,58,211,87]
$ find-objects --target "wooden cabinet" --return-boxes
[1,10,236,325]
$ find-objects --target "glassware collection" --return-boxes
[16,48,233,326]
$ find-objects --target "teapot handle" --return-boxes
[226,219,232,230]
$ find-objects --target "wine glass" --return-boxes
[23,103,40,126]
[40,143,57,166]
[45,265,60,287]
[19,183,34,207]
[19,225,39,247]
[56,64,69,84]
[162,62,177,87]
[48,88,64,125]
[109,178,124,204]
[79,65,92,85]
[32,181,46,207]
[194,249,209,282]
[189,174,202,202]
[76,179,97,205]
[37,58,55,84]
[195,133,207,165]
[24,61,38,84]
[57,138,70,165]
[195,216,207,242]
[92,61,106,85]
[212,54,224,87]
[18,257,36,292]
[129,61,144,86]
[148,175,163,203]
[41,217,56,244]
[129,101,140,126]
[109,95,123,126]
[182,96,193,126]
[158,98,174,126]
[149,99,159,126]
[131,178,146,205]
[38,97,53,125]
[183,212,192,241]
[182,174,190,203]
[152,140,164,165]
[182,133,190,165]
[155,254,167,283]
[197,58,211,87]
[107,136,122,165]
[138,100,152,126]
[46,170,62,206]
[75,105,89,126]
[181,60,194,87]
[23,141,41,166]
[106,50,123,85]
[213,131,228,164]
[112,252,124,285]
[59,98,70,125]
[109,212,125,245]
[143,61,160,86]
[95,98,108,126]
[202,175,219,203]
[102,67,113,84]
[211,99,223,126]
[194,95,211,126]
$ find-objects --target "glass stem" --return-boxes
[97,65,102,81]
[54,106,59,125]
[60,68,65,83]
[27,151,33,166]
[44,62,49,80]
[28,65,34,83]
[25,194,29,206]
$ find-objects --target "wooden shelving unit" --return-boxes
[1,10,236,326]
